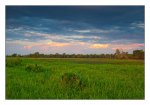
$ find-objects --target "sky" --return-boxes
[6,6,144,55]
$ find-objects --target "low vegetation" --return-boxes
[25,64,45,72]
[6,58,22,67]
[61,72,87,90]
[6,58,144,99]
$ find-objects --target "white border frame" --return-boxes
[1,0,150,105]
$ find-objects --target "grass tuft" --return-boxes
[61,72,87,90]
[6,58,22,67]
[25,64,44,72]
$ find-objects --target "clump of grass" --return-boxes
[6,58,22,67]
[61,72,87,89]
[25,64,44,72]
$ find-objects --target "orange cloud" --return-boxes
[112,43,144,50]
[47,42,69,47]
[90,44,109,49]
[23,41,111,52]
[23,46,32,49]
[23,42,70,50]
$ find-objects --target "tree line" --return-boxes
[7,49,144,59]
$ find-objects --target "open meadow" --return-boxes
[6,57,144,99]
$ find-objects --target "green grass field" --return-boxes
[6,57,144,99]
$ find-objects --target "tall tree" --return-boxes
[133,50,144,59]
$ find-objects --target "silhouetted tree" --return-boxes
[11,53,18,57]
[133,50,144,59]
[7,49,144,59]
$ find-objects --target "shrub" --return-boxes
[25,64,44,72]
[6,58,22,67]
[61,72,87,89]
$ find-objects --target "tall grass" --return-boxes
[6,58,144,99]
[6,57,22,67]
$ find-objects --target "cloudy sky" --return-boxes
[6,6,144,55]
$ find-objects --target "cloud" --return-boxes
[6,7,144,54]
[6,39,35,45]
[6,16,144,46]
[111,43,144,50]
[74,30,91,33]
[6,38,144,54]
[23,46,32,49]
[7,38,107,51]
[74,28,119,34]
[23,42,70,50]
[47,42,69,47]
[130,22,144,29]
[90,44,109,49]
[7,27,102,43]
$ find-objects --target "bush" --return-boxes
[25,64,44,72]
[6,58,22,67]
[61,72,87,89]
